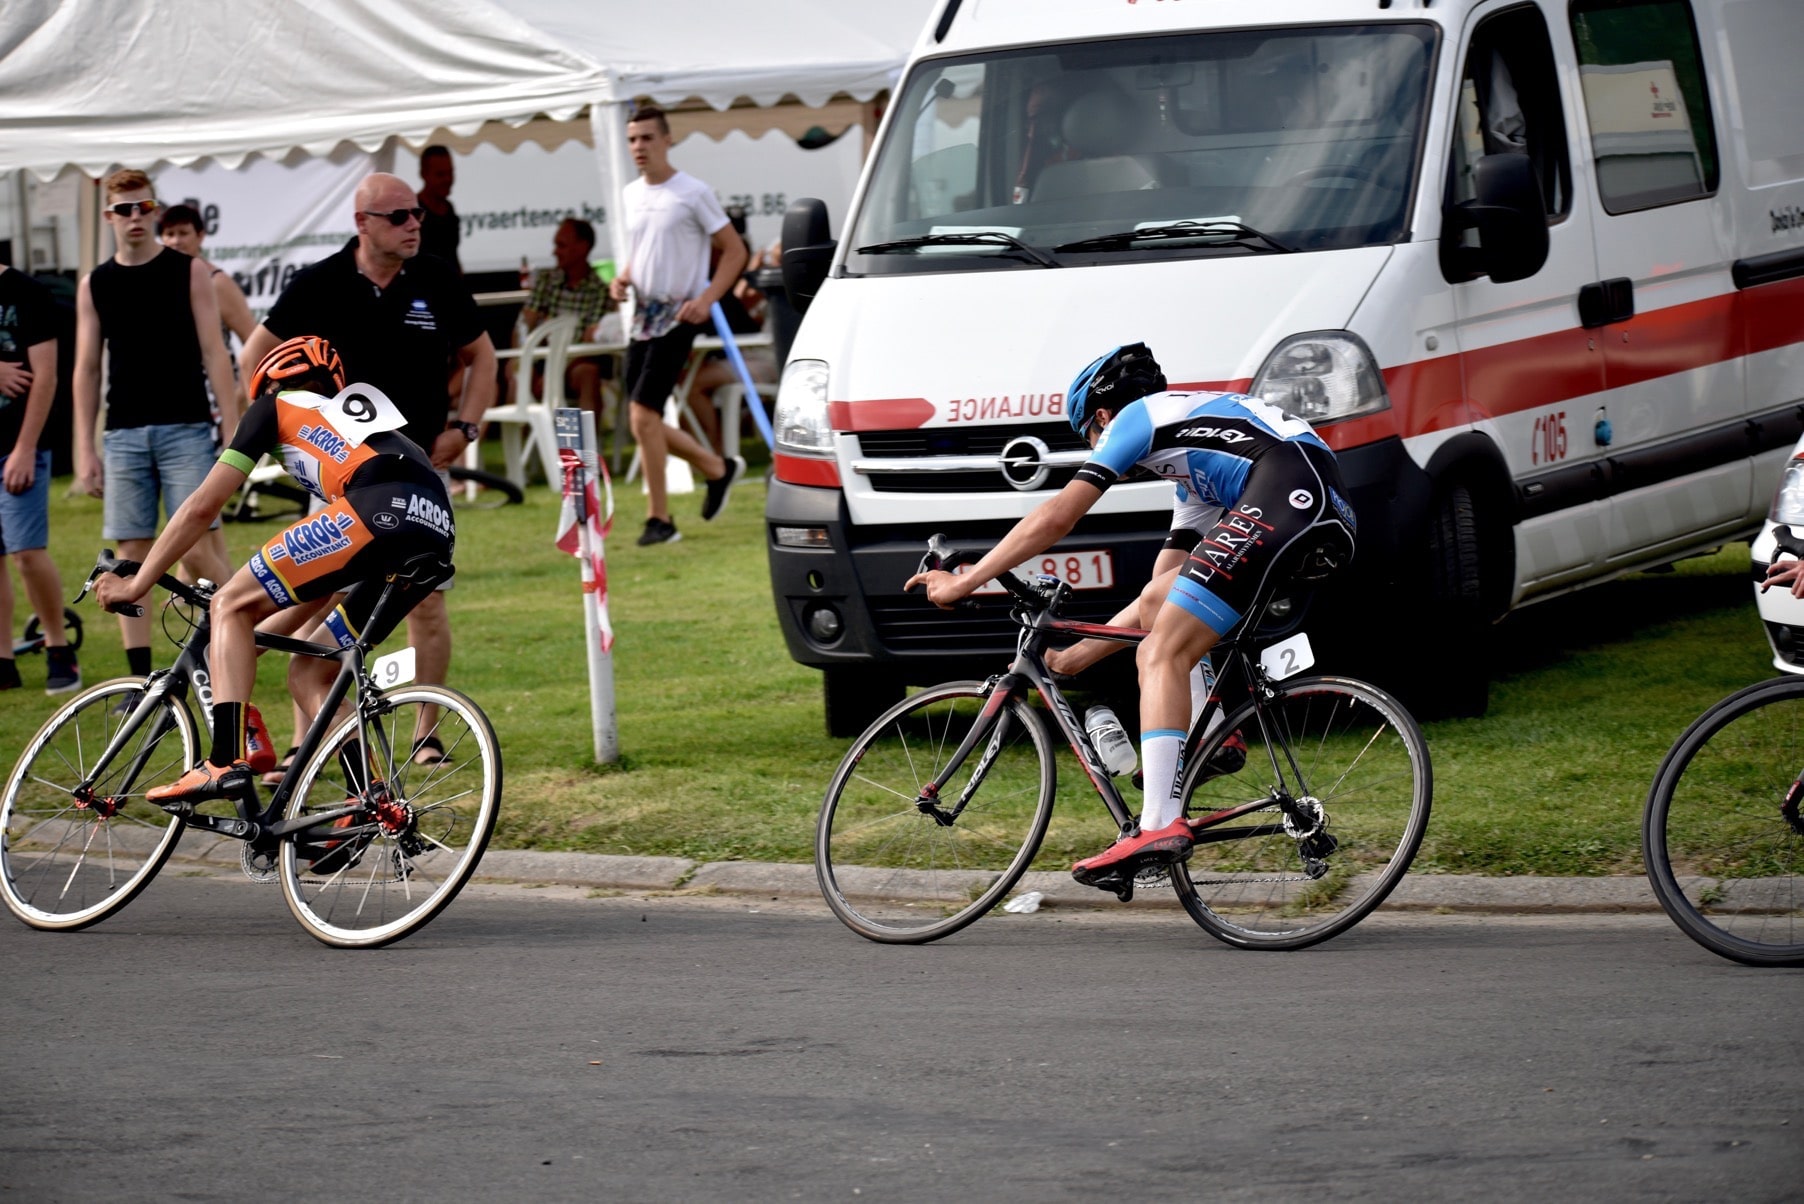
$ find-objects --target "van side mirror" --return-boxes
[1445,153,1549,285]
[781,198,837,314]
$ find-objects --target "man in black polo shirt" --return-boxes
[240,171,495,768]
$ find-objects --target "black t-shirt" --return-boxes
[419,202,461,275]
[87,247,210,429]
[0,267,56,455]
[263,239,482,449]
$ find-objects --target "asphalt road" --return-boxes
[2,876,1798,1202]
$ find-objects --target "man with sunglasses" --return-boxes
[74,168,239,681]
[239,172,495,771]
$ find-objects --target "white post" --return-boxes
[556,407,618,764]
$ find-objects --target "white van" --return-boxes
[770,0,1804,733]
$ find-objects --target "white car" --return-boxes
[1752,441,1804,674]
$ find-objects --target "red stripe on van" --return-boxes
[1744,275,1804,356]
[827,398,938,431]
[774,453,841,488]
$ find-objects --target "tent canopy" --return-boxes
[0,0,939,180]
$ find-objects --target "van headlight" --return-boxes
[1251,331,1390,425]
[775,358,833,457]
[1771,457,1804,525]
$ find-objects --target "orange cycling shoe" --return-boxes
[1071,817,1194,888]
[146,759,254,804]
[244,705,278,776]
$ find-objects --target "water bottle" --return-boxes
[1084,705,1137,777]
[518,256,532,290]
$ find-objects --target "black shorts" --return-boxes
[624,321,706,412]
[1167,441,1355,636]
[247,473,455,651]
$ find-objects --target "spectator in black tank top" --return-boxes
[74,168,239,680]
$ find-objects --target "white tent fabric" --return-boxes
[0,0,607,179]
[492,0,935,109]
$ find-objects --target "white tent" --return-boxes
[0,0,609,179]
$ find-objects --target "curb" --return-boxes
[168,834,1667,912]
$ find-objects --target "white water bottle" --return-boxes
[1084,705,1137,777]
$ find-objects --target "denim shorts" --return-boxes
[102,422,221,540]
[0,449,52,554]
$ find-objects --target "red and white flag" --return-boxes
[555,446,615,652]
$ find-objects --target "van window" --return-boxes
[846,23,1437,276]
[1443,4,1571,281]
[1570,0,1719,212]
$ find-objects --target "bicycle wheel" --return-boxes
[1172,675,1431,950]
[278,684,501,948]
[447,465,525,508]
[1643,676,1804,966]
[816,681,1056,944]
[1,677,196,930]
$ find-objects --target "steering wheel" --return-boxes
[1286,164,1380,188]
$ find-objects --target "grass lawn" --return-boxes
[0,465,1776,876]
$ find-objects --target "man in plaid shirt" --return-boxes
[515,216,613,413]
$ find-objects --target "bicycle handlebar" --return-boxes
[76,549,212,618]
[1775,525,1804,562]
[914,534,1058,612]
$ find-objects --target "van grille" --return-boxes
[857,423,1087,494]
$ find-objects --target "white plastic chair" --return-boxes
[481,314,577,488]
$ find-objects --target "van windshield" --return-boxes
[846,23,1437,275]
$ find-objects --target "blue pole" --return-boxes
[709,303,776,449]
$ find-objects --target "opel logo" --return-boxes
[1000,435,1052,492]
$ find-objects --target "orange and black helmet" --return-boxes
[249,335,346,403]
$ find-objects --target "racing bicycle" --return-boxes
[1641,530,1804,966]
[0,551,501,948]
[815,536,1432,948]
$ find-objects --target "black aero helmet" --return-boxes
[1066,342,1166,435]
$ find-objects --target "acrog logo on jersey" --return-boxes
[405,494,454,537]
[280,512,358,566]
[297,423,351,464]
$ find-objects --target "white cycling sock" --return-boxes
[1140,731,1186,831]
[1189,657,1224,739]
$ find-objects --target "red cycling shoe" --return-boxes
[1071,817,1194,887]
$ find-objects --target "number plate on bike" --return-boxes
[960,550,1115,594]
[372,646,416,688]
[1259,633,1314,681]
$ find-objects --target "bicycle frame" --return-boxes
[79,564,415,849]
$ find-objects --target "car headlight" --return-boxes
[1771,457,1804,526]
[774,358,833,457]
[1250,331,1390,425]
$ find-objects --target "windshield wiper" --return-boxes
[854,231,1061,268]
[1054,221,1292,255]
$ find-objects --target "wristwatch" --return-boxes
[449,420,481,442]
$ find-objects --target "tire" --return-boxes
[1424,484,1490,719]
[1642,676,1804,967]
[823,666,905,738]
[278,684,501,948]
[20,607,84,653]
[816,681,1056,943]
[0,677,195,930]
[447,464,525,508]
[1171,675,1432,950]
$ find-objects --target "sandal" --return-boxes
[411,735,448,767]
[261,746,299,787]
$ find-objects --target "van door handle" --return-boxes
[1578,277,1635,328]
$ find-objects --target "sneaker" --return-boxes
[261,746,299,788]
[109,689,144,718]
[1071,817,1194,888]
[0,658,19,691]
[308,811,367,875]
[147,759,254,804]
[1199,730,1247,783]
[244,705,278,775]
[637,517,682,546]
[701,455,746,521]
[44,647,81,695]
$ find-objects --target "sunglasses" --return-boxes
[107,200,159,218]
[360,207,426,226]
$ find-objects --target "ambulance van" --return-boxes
[770,0,1804,733]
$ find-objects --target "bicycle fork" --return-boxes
[914,678,1020,827]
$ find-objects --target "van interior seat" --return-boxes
[1033,85,1184,201]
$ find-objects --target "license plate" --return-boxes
[960,549,1116,594]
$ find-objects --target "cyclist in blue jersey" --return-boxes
[907,343,1356,890]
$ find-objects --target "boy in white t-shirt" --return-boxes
[608,105,747,546]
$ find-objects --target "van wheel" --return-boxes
[1425,484,1491,718]
[824,668,906,738]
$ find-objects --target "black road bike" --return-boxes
[0,552,501,948]
[815,536,1432,948]
[1642,529,1804,966]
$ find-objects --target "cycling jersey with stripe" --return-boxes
[218,386,435,503]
